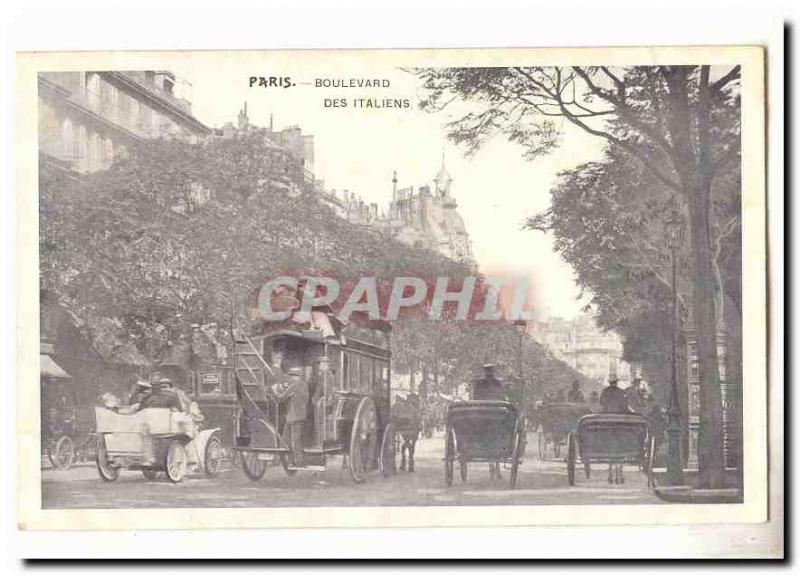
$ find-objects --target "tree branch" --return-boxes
[711,65,741,92]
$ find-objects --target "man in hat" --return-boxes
[625,377,648,416]
[599,374,629,414]
[471,363,507,480]
[140,374,181,411]
[567,380,585,403]
[273,366,309,467]
[471,364,507,402]
[128,378,152,407]
[599,374,631,484]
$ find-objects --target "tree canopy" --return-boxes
[40,130,587,410]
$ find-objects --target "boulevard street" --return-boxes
[42,431,664,509]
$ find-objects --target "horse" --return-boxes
[392,395,422,473]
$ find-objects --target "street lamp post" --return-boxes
[513,319,527,404]
[513,319,527,375]
[666,209,686,486]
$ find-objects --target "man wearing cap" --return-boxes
[140,375,181,411]
[274,366,309,467]
[128,378,152,407]
[471,364,507,402]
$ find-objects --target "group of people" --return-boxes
[101,372,204,424]
[564,375,666,484]
[558,377,663,421]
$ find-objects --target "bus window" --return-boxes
[360,356,373,394]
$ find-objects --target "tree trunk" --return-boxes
[688,186,726,488]
[662,66,726,488]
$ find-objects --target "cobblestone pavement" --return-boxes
[42,432,664,508]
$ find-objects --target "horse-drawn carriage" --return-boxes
[443,400,527,489]
[565,413,655,486]
[233,319,397,483]
[95,406,222,482]
[41,357,94,471]
[535,402,591,460]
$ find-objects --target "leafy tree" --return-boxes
[417,65,741,487]
[40,127,592,428]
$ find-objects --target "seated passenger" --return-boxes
[128,378,152,407]
[140,377,181,411]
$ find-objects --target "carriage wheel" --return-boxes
[52,436,75,470]
[444,427,455,487]
[380,423,398,477]
[537,430,547,461]
[566,433,576,486]
[348,396,379,483]
[204,434,223,478]
[240,451,267,481]
[165,440,188,483]
[95,435,119,482]
[141,468,160,480]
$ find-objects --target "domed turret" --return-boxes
[434,150,453,198]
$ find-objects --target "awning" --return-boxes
[40,354,71,380]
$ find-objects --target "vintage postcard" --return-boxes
[16,47,775,536]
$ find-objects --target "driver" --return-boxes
[471,364,507,401]
[128,378,152,407]
[139,376,181,411]
[470,363,507,480]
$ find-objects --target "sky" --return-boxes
[171,59,607,320]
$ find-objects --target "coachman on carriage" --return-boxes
[443,364,527,489]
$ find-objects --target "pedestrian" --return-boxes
[567,380,585,403]
[647,401,667,466]
[589,390,601,413]
[626,377,648,415]
[274,366,309,467]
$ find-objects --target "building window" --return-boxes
[86,74,100,109]
[87,131,99,172]
[60,117,73,160]
[77,125,87,172]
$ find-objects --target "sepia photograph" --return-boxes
[15,45,770,539]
